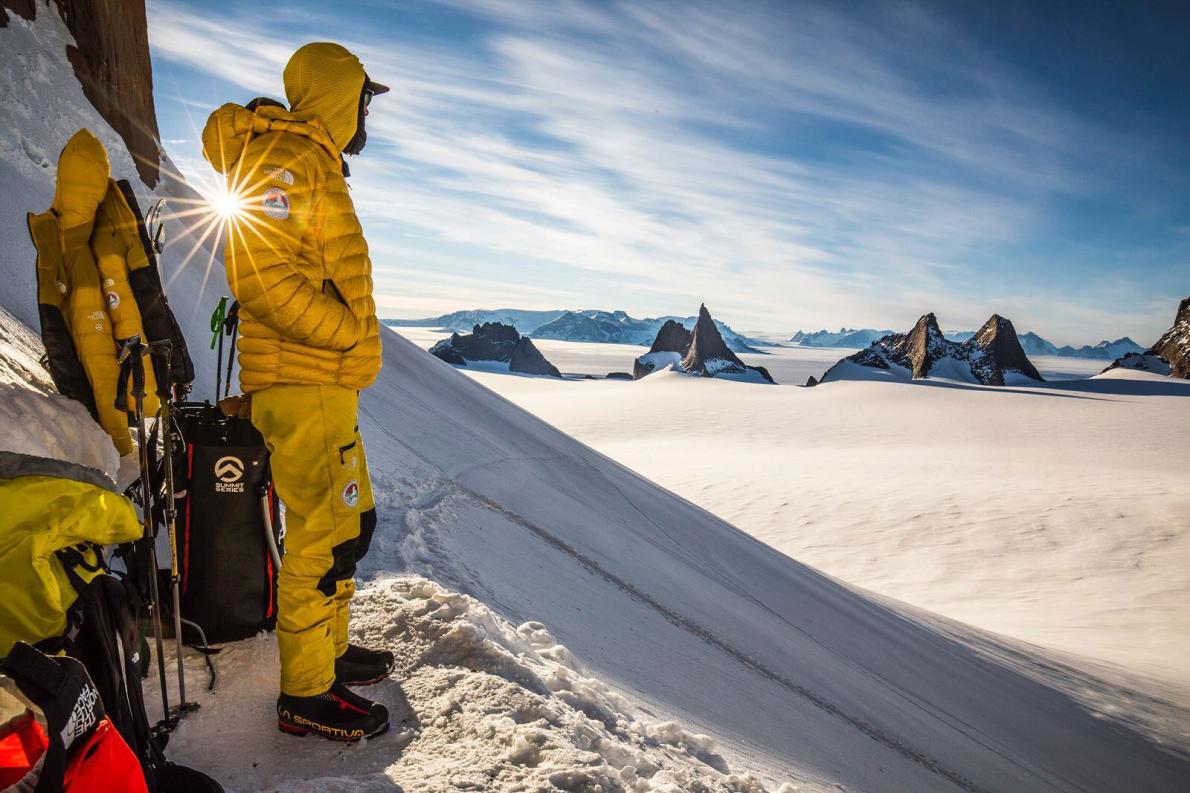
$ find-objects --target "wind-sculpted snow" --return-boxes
[157,577,781,792]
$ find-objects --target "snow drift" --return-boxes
[1,6,1189,792]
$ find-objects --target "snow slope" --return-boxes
[3,8,1189,793]
[450,365,1190,690]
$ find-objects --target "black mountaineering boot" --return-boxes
[277,681,389,741]
[335,643,396,686]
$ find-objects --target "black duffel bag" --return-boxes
[174,402,282,644]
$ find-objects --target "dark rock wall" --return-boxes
[1,0,161,186]
[1149,297,1189,379]
[970,314,1043,384]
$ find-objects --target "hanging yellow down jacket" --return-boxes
[28,130,160,455]
[0,452,142,658]
[200,42,381,393]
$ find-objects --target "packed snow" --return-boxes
[2,6,1189,793]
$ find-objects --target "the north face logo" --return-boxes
[214,456,246,493]
[61,682,100,750]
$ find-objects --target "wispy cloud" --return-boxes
[147,0,1184,343]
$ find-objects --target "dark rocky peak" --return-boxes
[431,322,560,377]
[635,305,774,383]
[1149,296,1190,379]
[967,314,1043,384]
[472,322,520,345]
[509,337,561,378]
[649,319,693,354]
[825,311,1043,385]
[888,312,946,378]
[681,304,744,374]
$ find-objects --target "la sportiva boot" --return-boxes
[277,681,389,741]
[335,642,396,686]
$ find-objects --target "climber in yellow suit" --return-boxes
[201,42,392,741]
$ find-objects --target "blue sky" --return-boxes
[146,0,1189,345]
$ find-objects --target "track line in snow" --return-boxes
[456,483,992,793]
[362,397,992,790]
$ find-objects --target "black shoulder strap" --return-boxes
[114,179,195,396]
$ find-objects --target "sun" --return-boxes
[207,181,246,221]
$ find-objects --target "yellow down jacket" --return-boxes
[0,451,142,658]
[200,43,381,393]
[28,130,161,455]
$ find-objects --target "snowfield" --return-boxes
[2,7,1190,793]
[426,346,1190,690]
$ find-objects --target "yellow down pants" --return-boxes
[251,384,375,697]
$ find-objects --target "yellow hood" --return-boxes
[283,42,366,154]
[52,130,110,244]
[201,102,339,176]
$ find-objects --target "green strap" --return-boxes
[209,296,229,350]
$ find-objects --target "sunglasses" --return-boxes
[363,88,375,107]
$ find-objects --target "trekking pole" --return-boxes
[222,301,240,400]
[151,339,199,720]
[209,296,228,401]
[119,337,174,731]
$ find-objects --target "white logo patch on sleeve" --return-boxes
[266,167,295,185]
[262,187,290,219]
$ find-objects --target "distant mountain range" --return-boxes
[385,309,769,354]
[790,328,894,348]
[791,327,1144,360]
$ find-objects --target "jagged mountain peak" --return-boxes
[682,304,745,375]
[635,305,774,383]
[1142,296,1189,378]
[649,319,692,354]
[969,314,1042,384]
[823,311,1044,385]
[431,322,560,377]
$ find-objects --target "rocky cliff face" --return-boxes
[1104,296,1190,379]
[968,314,1042,385]
[1148,297,1190,379]
[509,337,561,377]
[824,312,1044,385]
[2,0,160,186]
[431,322,561,377]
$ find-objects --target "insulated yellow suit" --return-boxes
[29,129,160,456]
[201,43,381,696]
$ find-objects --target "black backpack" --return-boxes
[39,561,224,793]
[173,402,282,644]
